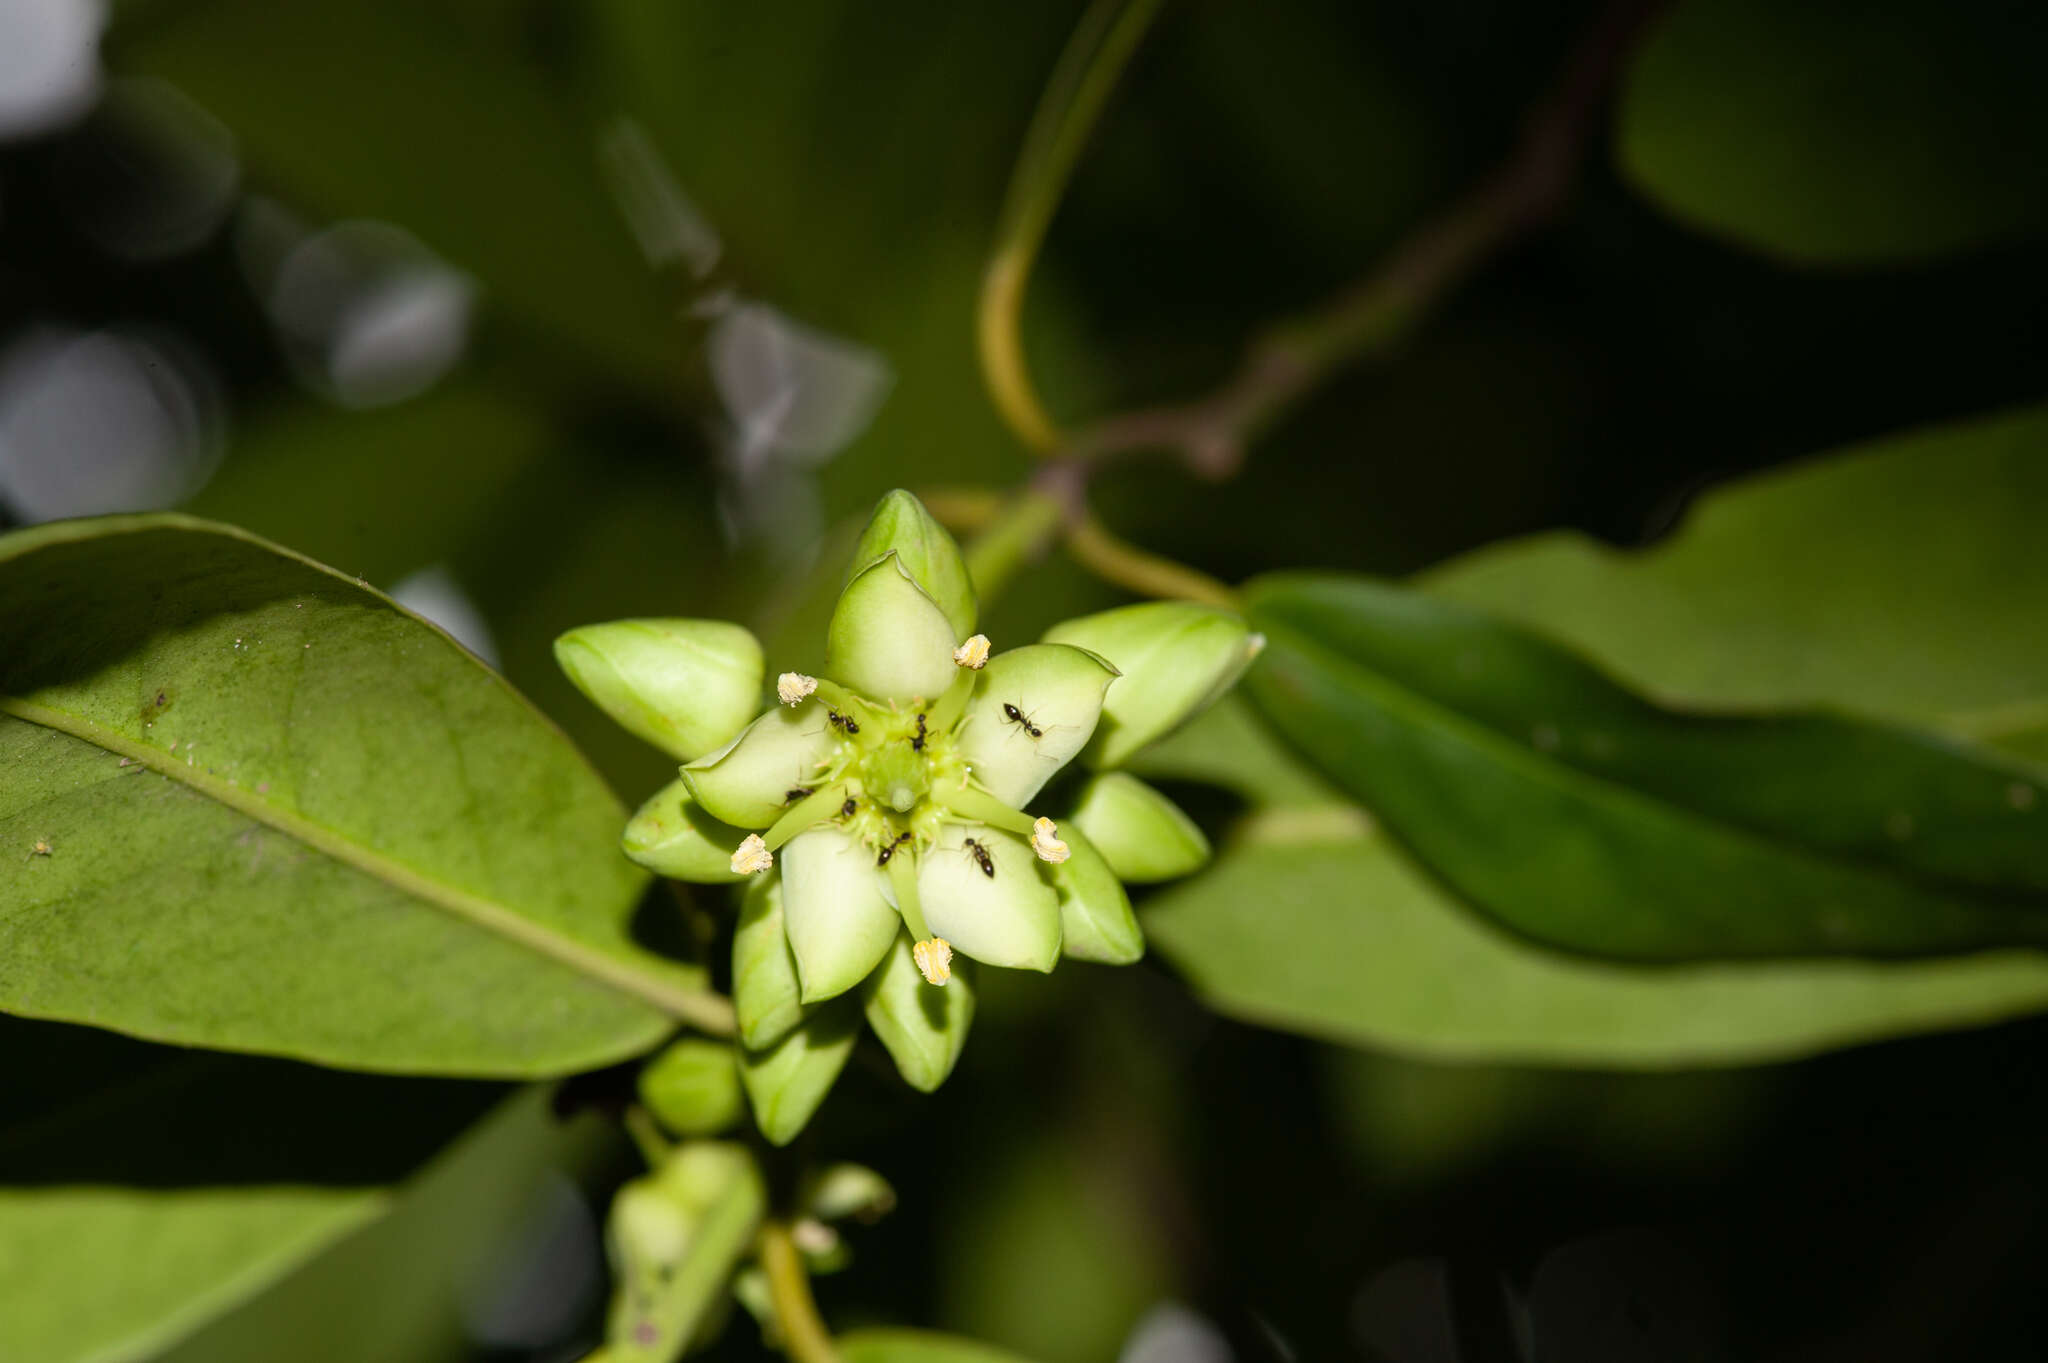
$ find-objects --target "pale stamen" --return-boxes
[730,833,774,875]
[1030,816,1070,864]
[777,672,818,706]
[912,936,954,987]
[952,634,991,670]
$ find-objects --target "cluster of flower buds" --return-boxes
[557,491,1261,1141]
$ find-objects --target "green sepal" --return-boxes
[738,996,862,1146]
[637,1038,745,1137]
[918,826,1062,971]
[953,643,1119,805]
[846,489,977,638]
[555,619,763,761]
[1047,825,1144,964]
[624,777,751,883]
[860,932,976,1092]
[781,826,902,1003]
[733,874,806,1051]
[826,553,959,704]
[682,704,836,830]
[1067,771,1211,883]
[1044,602,1261,767]
[603,1141,766,1361]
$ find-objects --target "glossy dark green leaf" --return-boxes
[1618,0,2048,263]
[1422,406,2048,730]
[0,515,710,1075]
[1143,822,2048,1066]
[0,1016,507,1363]
[1245,574,2048,960]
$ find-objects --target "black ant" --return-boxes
[962,836,995,879]
[828,710,860,735]
[910,712,928,752]
[840,797,857,818]
[784,786,813,803]
[875,831,911,867]
[1000,702,1043,739]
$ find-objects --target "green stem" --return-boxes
[623,1106,672,1168]
[1064,514,1240,609]
[979,0,1168,454]
[758,1221,842,1363]
[961,487,1067,606]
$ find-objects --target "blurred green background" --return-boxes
[4,0,2048,1359]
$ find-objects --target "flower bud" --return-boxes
[1043,602,1260,767]
[623,778,751,883]
[738,996,862,1146]
[1068,771,1211,883]
[1046,826,1144,964]
[555,619,763,761]
[846,489,977,638]
[862,932,975,1092]
[826,553,959,703]
[604,1142,764,1361]
[637,1038,745,1136]
[800,1162,898,1223]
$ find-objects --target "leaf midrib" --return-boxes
[2,694,725,1027]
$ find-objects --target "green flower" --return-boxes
[558,490,1260,1142]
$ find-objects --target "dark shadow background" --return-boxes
[3,0,2047,1359]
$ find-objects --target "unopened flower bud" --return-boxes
[1030,816,1070,864]
[777,672,818,706]
[912,936,954,986]
[731,833,774,875]
[952,634,991,669]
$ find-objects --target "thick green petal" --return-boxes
[733,875,805,1051]
[781,827,902,1002]
[1049,826,1144,964]
[953,643,1119,806]
[918,826,1061,971]
[636,1038,745,1136]
[861,931,976,1092]
[623,777,751,883]
[738,997,861,1146]
[1044,602,1260,767]
[555,619,763,761]
[826,553,959,703]
[1067,771,1211,883]
[846,489,977,638]
[681,704,836,829]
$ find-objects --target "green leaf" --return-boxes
[149,1083,621,1363]
[1422,406,2048,732]
[840,1328,1040,1363]
[1245,574,2048,961]
[0,514,707,1076]
[1617,0,2048,263]
[0,1016,504,1363]
[1143,823,2048,1066]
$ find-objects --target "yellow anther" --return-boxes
[912,936,954,986]
[1030,816,1070,864]
[777,672,818,706]
[730,833,774,875]
[952,634,991,670]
